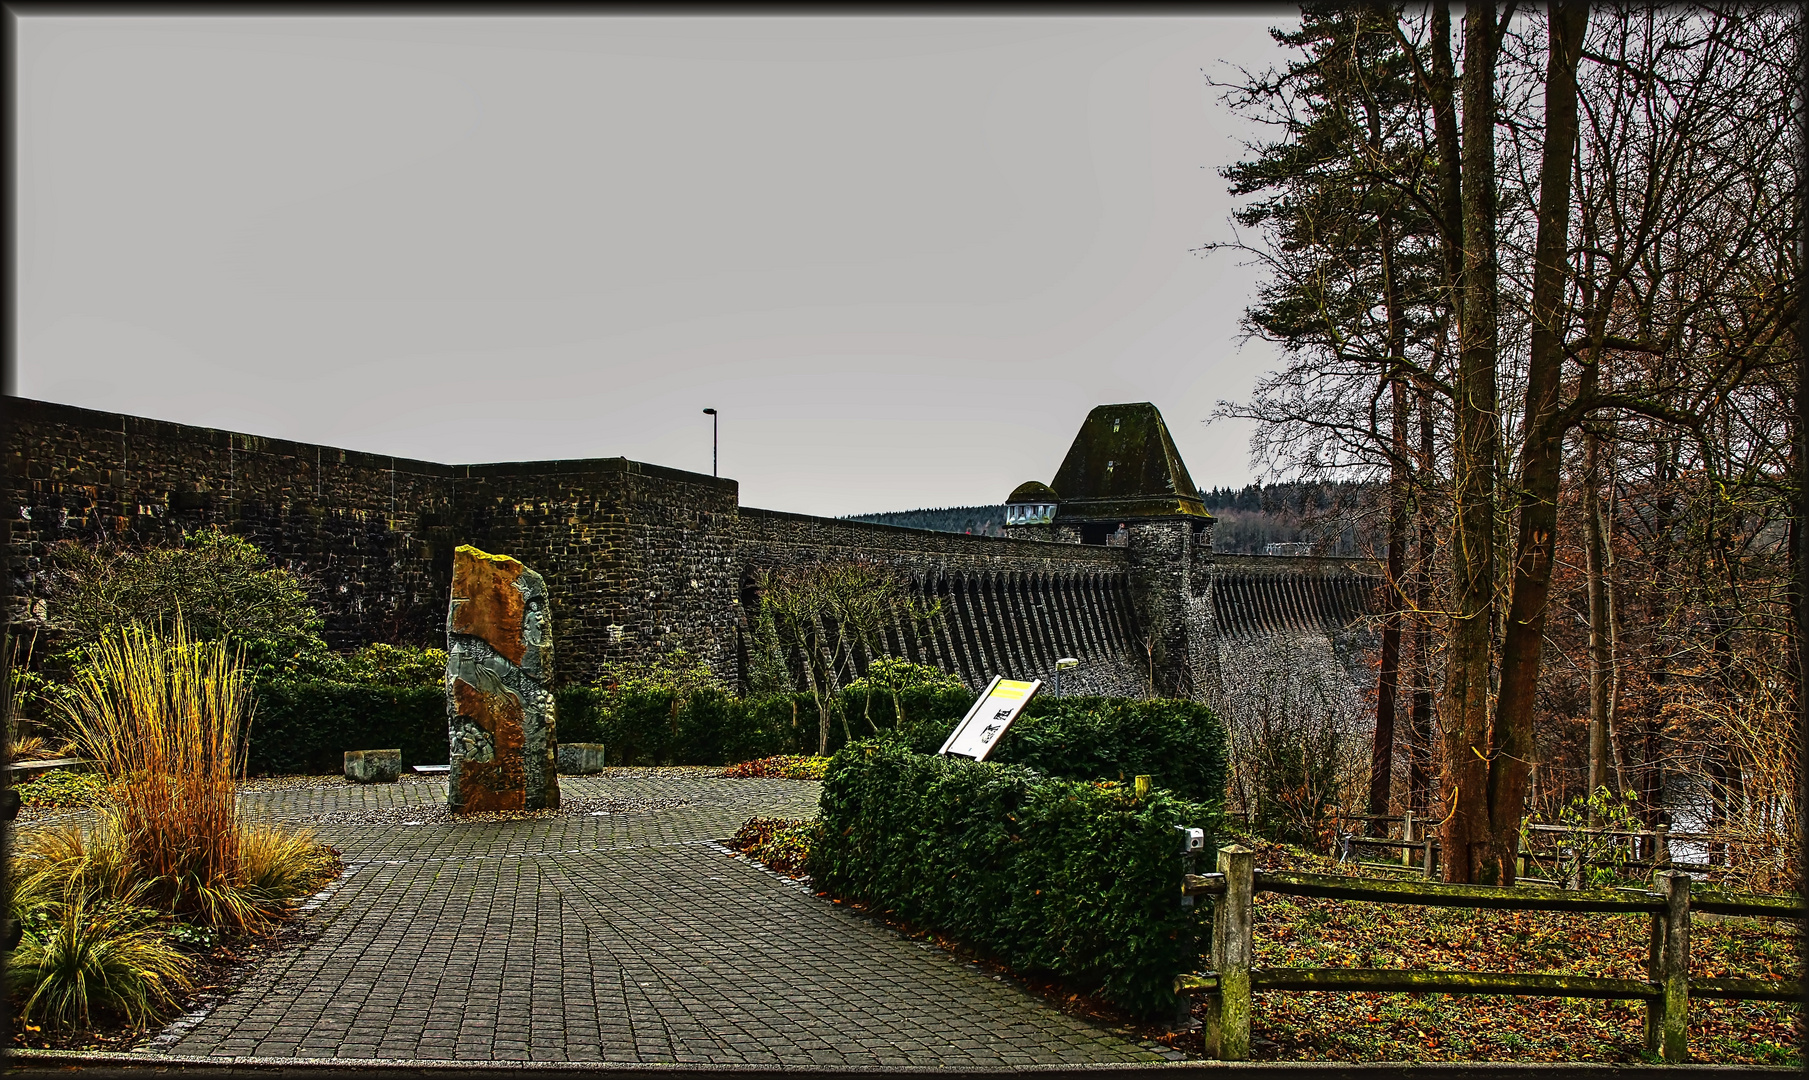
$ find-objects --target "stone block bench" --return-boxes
[556,743,607,775]
[345,749,402,783]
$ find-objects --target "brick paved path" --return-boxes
[135,772,1180,1066]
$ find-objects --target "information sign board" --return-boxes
[940,675,1041,760]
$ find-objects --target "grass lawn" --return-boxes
[1179,841,1802,1065]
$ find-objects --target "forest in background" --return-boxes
[845,482,1384,554]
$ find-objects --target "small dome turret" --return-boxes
[1005,481,1060,526]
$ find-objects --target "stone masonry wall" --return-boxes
[455,460,741,687]
[5,396,1380,708]
[5,397,457,648]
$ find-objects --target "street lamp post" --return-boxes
[702,408,717,477]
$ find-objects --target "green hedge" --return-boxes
[247,680,446,774]
[893,696,1228,804]
[549,684,977,766]
[810,738,1220,1018]
[246,678,1225,789]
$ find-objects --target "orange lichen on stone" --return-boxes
[450,679,527,813]
[450,545,528,667]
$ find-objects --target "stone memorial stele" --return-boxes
[445,545,560,813]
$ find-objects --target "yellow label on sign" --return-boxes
[940,676,1043,760]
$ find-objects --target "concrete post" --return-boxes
[1204,844,1254,1061]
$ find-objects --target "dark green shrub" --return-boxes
[330,643,447,688]
[811,739,1219,1018]
[554,685,607,744]
[679,688,788,765]
[604,688,682,765]
[889,696,1229,804]
[247,680,445,774]
[41,530,329,683]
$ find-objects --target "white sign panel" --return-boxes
[940,675,1041,760]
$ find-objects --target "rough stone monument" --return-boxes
[445,544,560,813]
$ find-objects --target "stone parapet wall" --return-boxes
[738,507,1129,570]
[4,397,457,647]
[5,396,1381,710]
[456,459,741,687]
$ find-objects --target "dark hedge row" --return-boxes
[897,696,1228,804]
[242,680,979,774]
[247,680,447,774]
[810,738,1221,1018]
[244,680,1227,798]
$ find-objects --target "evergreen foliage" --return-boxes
[810,739,1218,1018]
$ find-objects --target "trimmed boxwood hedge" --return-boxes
[810,737,1220,1018]
[247,680,447,774]
[896,696,1229,804]
[244,677,1226,793]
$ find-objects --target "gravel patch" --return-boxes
[239,765,728,792]
[239,773,446,791]
[289,795,691,826]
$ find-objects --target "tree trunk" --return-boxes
[1584,422,1613,804]
[1367,396,1407,833]
[1440,0,1503,884]
[1408,378,1439,819]
[1367,212,1410,835]
[1480,0,1588,886]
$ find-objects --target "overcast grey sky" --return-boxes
[18,15,1300,518]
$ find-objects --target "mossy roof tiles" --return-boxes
[1047,403,1210,521]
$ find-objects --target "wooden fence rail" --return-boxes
[1325,810,1791,881]
[1174,844,1805,1063]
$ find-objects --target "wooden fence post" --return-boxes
[1645,869,1690,1062]
[1401,811,1415,866]
[1654,823,1670,868]
[1204,844,1254,1061]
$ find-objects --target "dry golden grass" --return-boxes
[58,619,251,923]
[53,618,337,930]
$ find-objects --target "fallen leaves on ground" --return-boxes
[1177,841,1802,1065]
[720,756,830,781]
[727,816,821,876]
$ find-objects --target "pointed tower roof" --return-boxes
[1048,402,1210,522]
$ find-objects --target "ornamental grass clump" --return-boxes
[7,885,194,1032]
[8,827,195,1032]
[59,619,255,926]
[54,618,336,932]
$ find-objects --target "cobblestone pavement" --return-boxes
[135,773,1181,1066]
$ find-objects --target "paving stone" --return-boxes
[87,772,1175,1066]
